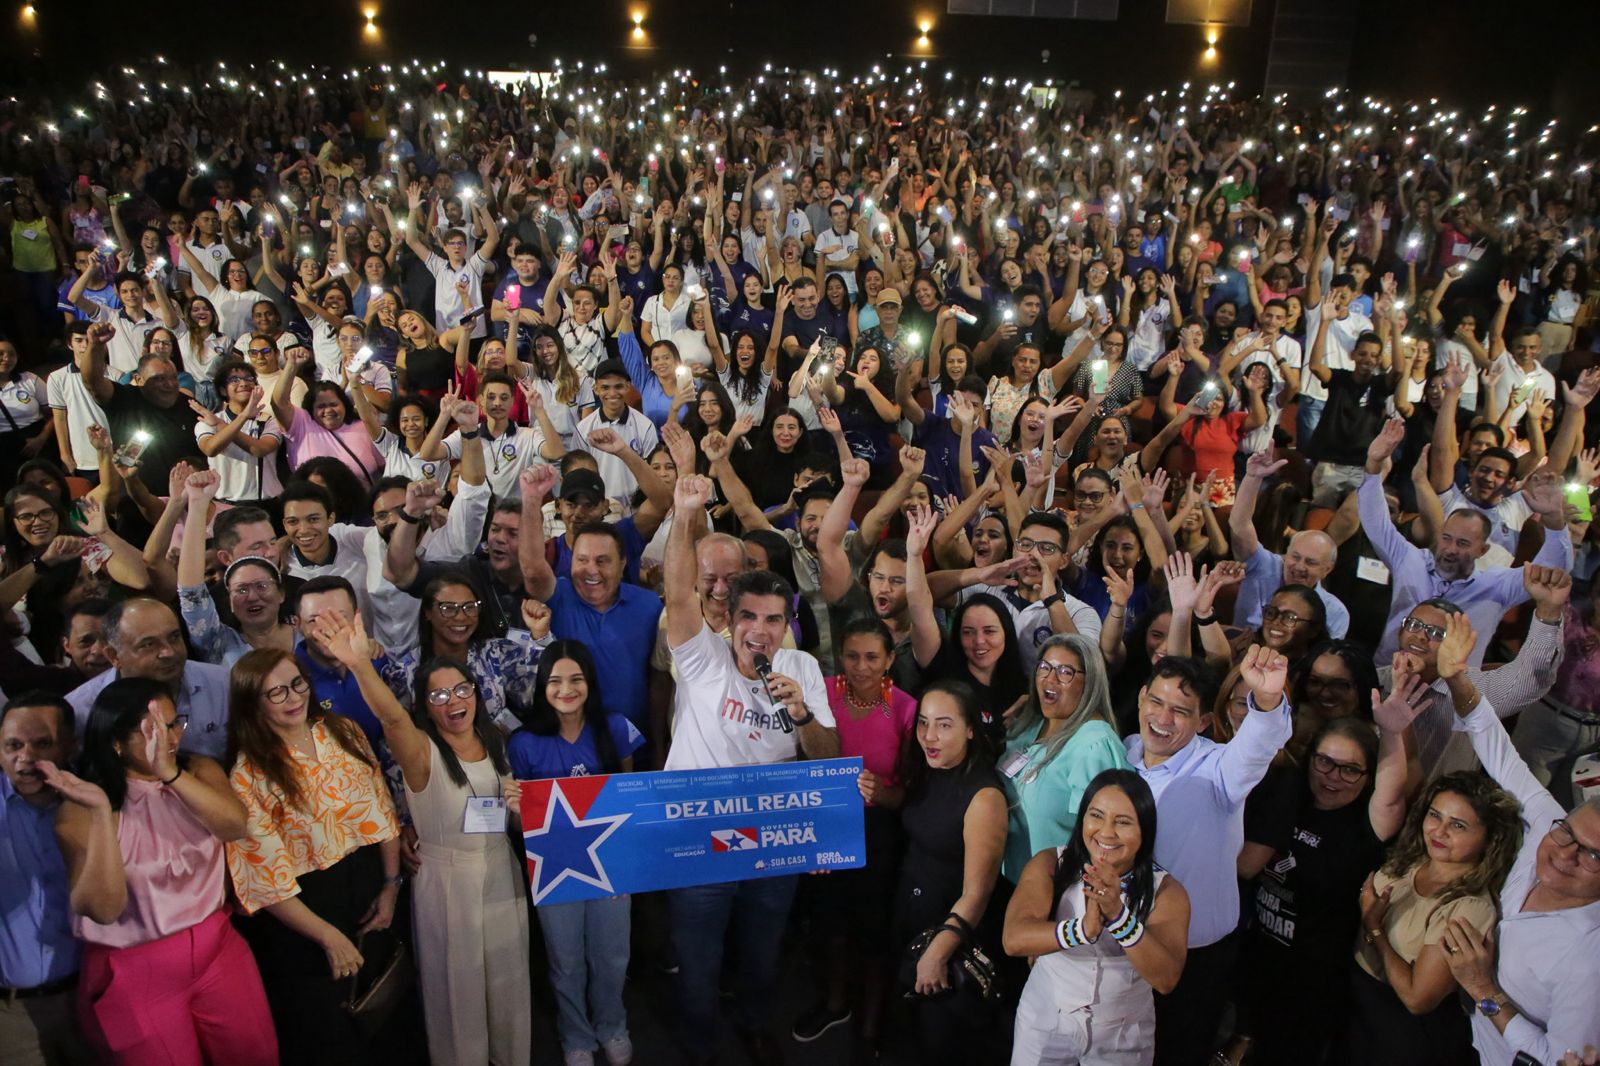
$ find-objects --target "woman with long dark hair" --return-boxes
[508,641,642,1066]
[891,679,1008,1066]
[1229,715,1407,1064]
[43,678,277,1066]
[305,611,531,1066]
[1343,771,1523,1066]
[224,649,401,1066]
[738,407,817,511]
[1003,768,1191,1064]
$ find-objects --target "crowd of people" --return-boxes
[3,51,1600,1066]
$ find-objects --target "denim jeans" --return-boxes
[668,875,799,1058]
[536,895,631,1054]
[1295,395,1324,450]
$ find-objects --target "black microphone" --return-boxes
[753,653,795,734]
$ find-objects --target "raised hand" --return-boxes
[1521,466,1565,516]
[1102,563,1135,607]
[839,457,870,488]
[1165,552,1199,613]
[1434,613,1477,681]
[404,478,445,520]
[519,464,558,503]
[308,609,371,668]
[899,444,926,480]
[1141,468,1170,511]
[699,430,731,464]
[78,497,108,537]
[1366,417,1406,470]
[140,704,179,782]
[1238,644,1290,708]
[661,419,697,475]
[520,598,552,640]
[1522,564,1572,616]
[675,473,715,512]
[816,404,842,435]
[1373,670,1431,735]
[587,427,625,454]
[184,469,222,506]
[1564,367,1600,409]
[904,502,939,556]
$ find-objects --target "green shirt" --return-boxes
[998,717,1130,882]
[11,218,55,273]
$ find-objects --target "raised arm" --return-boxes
[903,504,945,670]
[665,474,714,647]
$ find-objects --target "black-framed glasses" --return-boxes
[433,599,482,619]
[427,681,477,706]
[1261,604,1308,626]
[1075,489,1108,505]
[1035,661,1084,683]
[225,374,257,386]
[1017,538,1063,557]
[13,509,54,525]
[1401,616,1447,643]
[263,676,309,705]
[247,346,275,357]
[1549,819,1600,872]
[1311,752,1367,783]
[1304,674,1355,694]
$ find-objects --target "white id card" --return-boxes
[1356,556,1391,586]
[999,750,1030,779]
[462,796,507,834]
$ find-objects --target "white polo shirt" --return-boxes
[665,622,833,770]
[210,287,269,340]
[424,251,489,337]
[441,424,543,499]
[814,228,860,295]
[88,303,179,377]
[45,363,109,472]
[574,407,660,506]
[196,415,284,502]
[0,372,48,434]
[1301,305,1373,403]
[182,238,230,283]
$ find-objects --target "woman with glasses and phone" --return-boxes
[42,676,278,1066]
[1343,771,1522,1066]
[310,609,532,1066]
[508,641,643,1066]
[223,647,402,1066]
[1224,715,1407,1065]
[379,572,548,736]
[998,634,1128,887]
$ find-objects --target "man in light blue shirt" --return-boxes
[1357,417,1571,666]
[66,598,231,761]
[1124,650,1292,1066]
[0,693,95,1064]
[1229,448,1350,637]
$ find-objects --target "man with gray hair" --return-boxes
[1230,447,1350,637]
[64,597,230,760]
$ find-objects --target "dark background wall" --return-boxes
[7,0,1597,120]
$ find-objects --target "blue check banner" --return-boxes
[520,758,867,905]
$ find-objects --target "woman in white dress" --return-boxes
[1003,768,1190,1066]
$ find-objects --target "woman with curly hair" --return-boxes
[1342,770,1523,1066]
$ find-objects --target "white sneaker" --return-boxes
[564,1051,594,1066]
[601,1034,634,1065]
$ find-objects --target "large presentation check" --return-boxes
[519,758,867,905]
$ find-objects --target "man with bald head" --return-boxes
[64,597,232,760]
[1230,449,1350,638]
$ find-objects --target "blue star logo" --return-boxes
[522,784,630,904]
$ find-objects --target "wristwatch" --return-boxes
[1040,591,1065,609]
[1474,991,1509,1017]
[790,709,816,728]
[397,509,424,524]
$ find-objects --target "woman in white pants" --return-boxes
[1002,769,1190,1065]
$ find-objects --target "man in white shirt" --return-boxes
[431,373,542,500]
[66,269,181,377]
[282,481,374,620]
[403,186,499,336]
[662,473,838,1065]
[46,321,109,477]
[777,182,812,252]
[573,360,659,508]
[813,201,860,296]
[1427,610,1600,1066]
[1297,271,1371,444]
[1485,281,1557,428]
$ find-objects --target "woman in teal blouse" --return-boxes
[998,633,1130,882]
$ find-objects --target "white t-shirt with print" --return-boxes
[664,622,833,770]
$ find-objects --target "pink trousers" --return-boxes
[78,909,278,1066]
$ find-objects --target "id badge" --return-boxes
[1356,556,1391,586]
[462,797,507,834]
[999,750,1030,780]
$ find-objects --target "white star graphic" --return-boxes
[522,784,630,905]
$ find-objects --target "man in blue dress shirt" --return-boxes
[0,693,95,1064]
[1124,649,1292,1066]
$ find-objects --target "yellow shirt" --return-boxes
[11,218,56,273]
[226,719,399,914]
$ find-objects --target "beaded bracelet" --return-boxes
[1054,917,1090,951]
[1107,902,1145,949]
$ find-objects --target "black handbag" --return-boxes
[343,928,413,1037]
[899,911,1002,1003]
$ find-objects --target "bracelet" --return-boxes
[1107,903,1145,949]
[160,767,182,786]
[1365,927,1385,945]
[460,427,481,439]
[1192,611,1216,626]
[384,874,405,888]
[790,709,816,728]
[397,510,423,524]
[1054,917,1092,950]
[1127,502,1145,511]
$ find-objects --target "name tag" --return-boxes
[1356,556,1390,585]
[999,750,1030,780]
[463,797,507,834]
[1452,242,1471,257]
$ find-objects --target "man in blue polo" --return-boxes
[519,464,663,750]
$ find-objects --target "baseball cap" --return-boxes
[592,357,629,383]
[874,288,902,307]
[559,469,606,502]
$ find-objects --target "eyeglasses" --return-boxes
[13,509,54,525]
[1261,605,1308,626]
[1016,538,1063,557]
[247,347,275,356]
[225,374,257,386]
[1075,490,1108,505]
[229,579,276,599]
[263,676,309,705]
[1311,752,1368,782]
[161,715,191,733]
[868,571,907,588]
[1304,674,1355,694]
[432,599,481,619]
[427,681,477,706]
[1036,661,1084,683]
[1549,819,1600,872]
[1400,616,1447,643]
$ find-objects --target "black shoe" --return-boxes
[739,1028,786,1064]
[790,1003,852,1043]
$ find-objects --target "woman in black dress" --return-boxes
[892,678,1008,1066]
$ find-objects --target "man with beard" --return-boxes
[1229,448,1350,637]
[933,511,1101,675]
[1359,417,1571,666]
[81,325,202,496]
[1376,568,1566,779]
